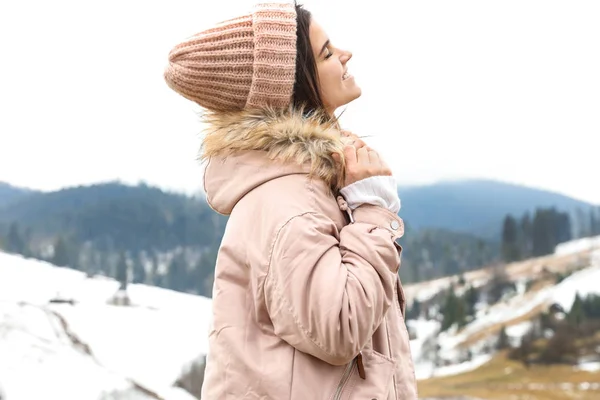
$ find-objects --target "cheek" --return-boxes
[318,65,341,100]
[321,64,341,86]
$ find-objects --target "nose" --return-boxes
[340,49,352,64]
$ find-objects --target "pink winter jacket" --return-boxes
[200,108,418,400]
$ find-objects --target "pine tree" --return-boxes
[582,294,600,319]
[590,208,600,236]
[52,236,70,267]
[150,251,160,284]
[568,292,585,327]
[532,210,549,256]
[497,325,510,350]
[441,288,467,331]
[116,251,129,290]
[519,213,533,258]
[168,253,189,292]
[6,222,24,254]
[501,215,520,262]
[464,285,479,316]
[532,208,570,256]
[557,211,572,244]
[576,208,590,238]
[194,249,218,296]
[476,239,486,267]
[132,251,146,284]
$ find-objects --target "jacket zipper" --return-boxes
[332,358,357,400]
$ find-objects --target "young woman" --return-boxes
[164,2,417,399]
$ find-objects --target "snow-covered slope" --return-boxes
[405,235,600,380]
[2,235,599,398]
[0,252,211,400]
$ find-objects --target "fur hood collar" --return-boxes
[201,107,350,215]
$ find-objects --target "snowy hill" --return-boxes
[1,235,599,399]
[404,235,600,380]
[0,253,212,400]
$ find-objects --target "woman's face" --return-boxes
[309,20,361,114]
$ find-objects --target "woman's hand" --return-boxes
[334,131,392,187]
[342,145,392,186]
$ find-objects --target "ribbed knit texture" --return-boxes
[164,3,297,112]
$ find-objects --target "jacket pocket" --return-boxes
[330,349,396,400]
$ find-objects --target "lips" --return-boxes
[342,70,351,80]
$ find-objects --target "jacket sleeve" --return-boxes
[263,204,403,366]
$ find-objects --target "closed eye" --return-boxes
[319,39,332,60]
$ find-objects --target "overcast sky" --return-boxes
[1,0,599,203]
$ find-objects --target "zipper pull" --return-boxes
[357,352,366,379]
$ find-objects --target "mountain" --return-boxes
[398,179,595,238]
[3,178,592,240]
[0,179,594,293]
[0,182,38,208]
[0,182,227,297]
[0,181,226,252]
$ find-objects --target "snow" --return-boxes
[505,320,532,338]
[403,277,452,304]
[554,235,600,256]
[407,319,440,362]
[3,234,600,397]
[0,302,132,399]
[404,237,600,381]
[430,354,493,379]
[0,251,212,400]
[575,361,600,373]
[550,260,600,310]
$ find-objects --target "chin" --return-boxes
[342,87,362,106]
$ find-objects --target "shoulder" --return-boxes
[257,174,343,220]
[230,173,346,237]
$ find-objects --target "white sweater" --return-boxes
[339,176,401,214]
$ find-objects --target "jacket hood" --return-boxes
[201,107,349,215]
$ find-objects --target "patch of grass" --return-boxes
[417,351,600,400]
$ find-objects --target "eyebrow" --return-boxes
[319,40,330,56]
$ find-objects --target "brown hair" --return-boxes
[292,3,327,115]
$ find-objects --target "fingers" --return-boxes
[367,149,380,166]
[341,131,369,151]
[354,139,369,151]
[357,147,369,166]
[380,157,392,176]
[337,141,393,186]
[343,145,358,167]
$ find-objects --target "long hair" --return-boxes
[292,3,327,117]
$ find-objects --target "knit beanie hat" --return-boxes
[164,2,297,112]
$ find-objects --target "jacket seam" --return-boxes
[265,211,341,360]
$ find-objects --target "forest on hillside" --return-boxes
[1,182,598,297]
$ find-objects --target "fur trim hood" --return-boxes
[201,108,351,214]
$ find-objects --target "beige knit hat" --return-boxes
[164,2,297,112]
